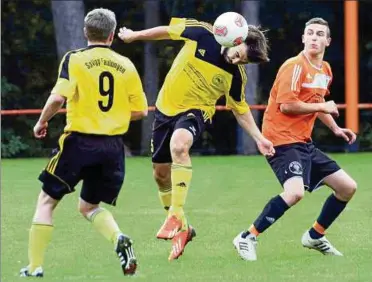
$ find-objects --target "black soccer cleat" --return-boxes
[115,234,137,276]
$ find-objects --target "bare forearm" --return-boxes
[280,101,324,115]
[232,110,264,142]
[39,94,65,123]
[132,26,170,41]
[318,112,339,133]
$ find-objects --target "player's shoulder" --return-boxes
[185,18,213,33]
[323,60,332,75]
[281,53,306,69]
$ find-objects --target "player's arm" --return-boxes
[276,63,338,116]
[318,112,357,144]
[126,61,148,121]
[226,68,275,156]
[118,26,170,43]
[34,52,76,138]
[118,18,207,43]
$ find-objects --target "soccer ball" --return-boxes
[212,12,248,47]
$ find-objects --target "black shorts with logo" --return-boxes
[267,142,341,192]
[151,108,207,163]
[39,132,125,206]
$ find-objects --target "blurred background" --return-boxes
[1,0,371,158]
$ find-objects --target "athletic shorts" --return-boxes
[151,108,206,163]
[38,132,125,206]
[266,142,341,192]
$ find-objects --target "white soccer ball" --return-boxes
[213,12,248,47]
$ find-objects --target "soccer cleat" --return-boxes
[19,266,44,277]
[301,231,343,256]
[115,234,137,276]
[168,225,196,261]
[233,232,258,261]
[156,215,182,240]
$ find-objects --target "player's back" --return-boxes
[262,52,332,146]
[53,45,146,136]
[156,18,247,121]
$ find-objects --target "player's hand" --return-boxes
[322,100,339,117]
[118,27,135,43]
[256,138,275,157]
[333,127,357,144]
[33,121,48,139]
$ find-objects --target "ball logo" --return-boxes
[288,161,303,175]
[234,15,244,27]
[233,37,244,46]
[214,25,228,37]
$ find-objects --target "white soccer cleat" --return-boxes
[301,231,343,256]
[19,266,44,277]
[233,232,258,261]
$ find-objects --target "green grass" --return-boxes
[2,153,372,282]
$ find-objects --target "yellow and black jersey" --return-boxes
[51,45,147,135]
[155,17,249,121]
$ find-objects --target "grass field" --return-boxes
[1,153,372,282]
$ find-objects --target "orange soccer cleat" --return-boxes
[168,225,196,261]
[156,215,183,240]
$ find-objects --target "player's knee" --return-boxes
[78,202,97,218]
[339,180,357,201]
[153,167,171,187]
[282,189,304,206]
[37,190,58,210]
[170,141,189,159]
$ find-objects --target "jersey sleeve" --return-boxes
[225,65,250,114]
[51,51,77,99]
[126,62,148,112]
[275,62,305,104]
[324,62,333,96]
[168,17,212,41]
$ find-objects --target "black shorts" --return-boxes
[151,108,207,163]
[39,132,125,206]
[267,142,341,192]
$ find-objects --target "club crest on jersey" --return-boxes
[211,74,228,91]
[214,25,228,37]
[289,161,303,175]
[234,15,244,27]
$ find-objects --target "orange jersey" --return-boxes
[262,52,333,146]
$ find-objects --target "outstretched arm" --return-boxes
[317,112,357,144]
[118,26,170,43]
[232,109,275,157]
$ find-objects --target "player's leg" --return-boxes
[79,136,136,275]
[233,145,309,261]
[21,133,80,277]
[153,163,172,213]
[302,147,357,255]
[151,111,174,213]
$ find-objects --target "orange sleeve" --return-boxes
[276,62,305,104]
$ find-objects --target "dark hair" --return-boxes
[305,17,330,37]
[244,25,270,63]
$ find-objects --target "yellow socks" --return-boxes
[89,208,122,244]
[170,163,192,228]
[158,188,172,213]
[28,223,53,272]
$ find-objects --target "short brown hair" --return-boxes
[305,17,330,37]
[245,25,270,63]
[84,8,116,42]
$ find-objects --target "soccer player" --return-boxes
[20,8,147,277]
[118,17,275,260]
[233,17,357,261]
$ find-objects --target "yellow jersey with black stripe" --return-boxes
[51,45,147,135]
[155,18,249,121]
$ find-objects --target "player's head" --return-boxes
[84,8,117,45]
[223,25,269,65]
[302,17,331,56]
